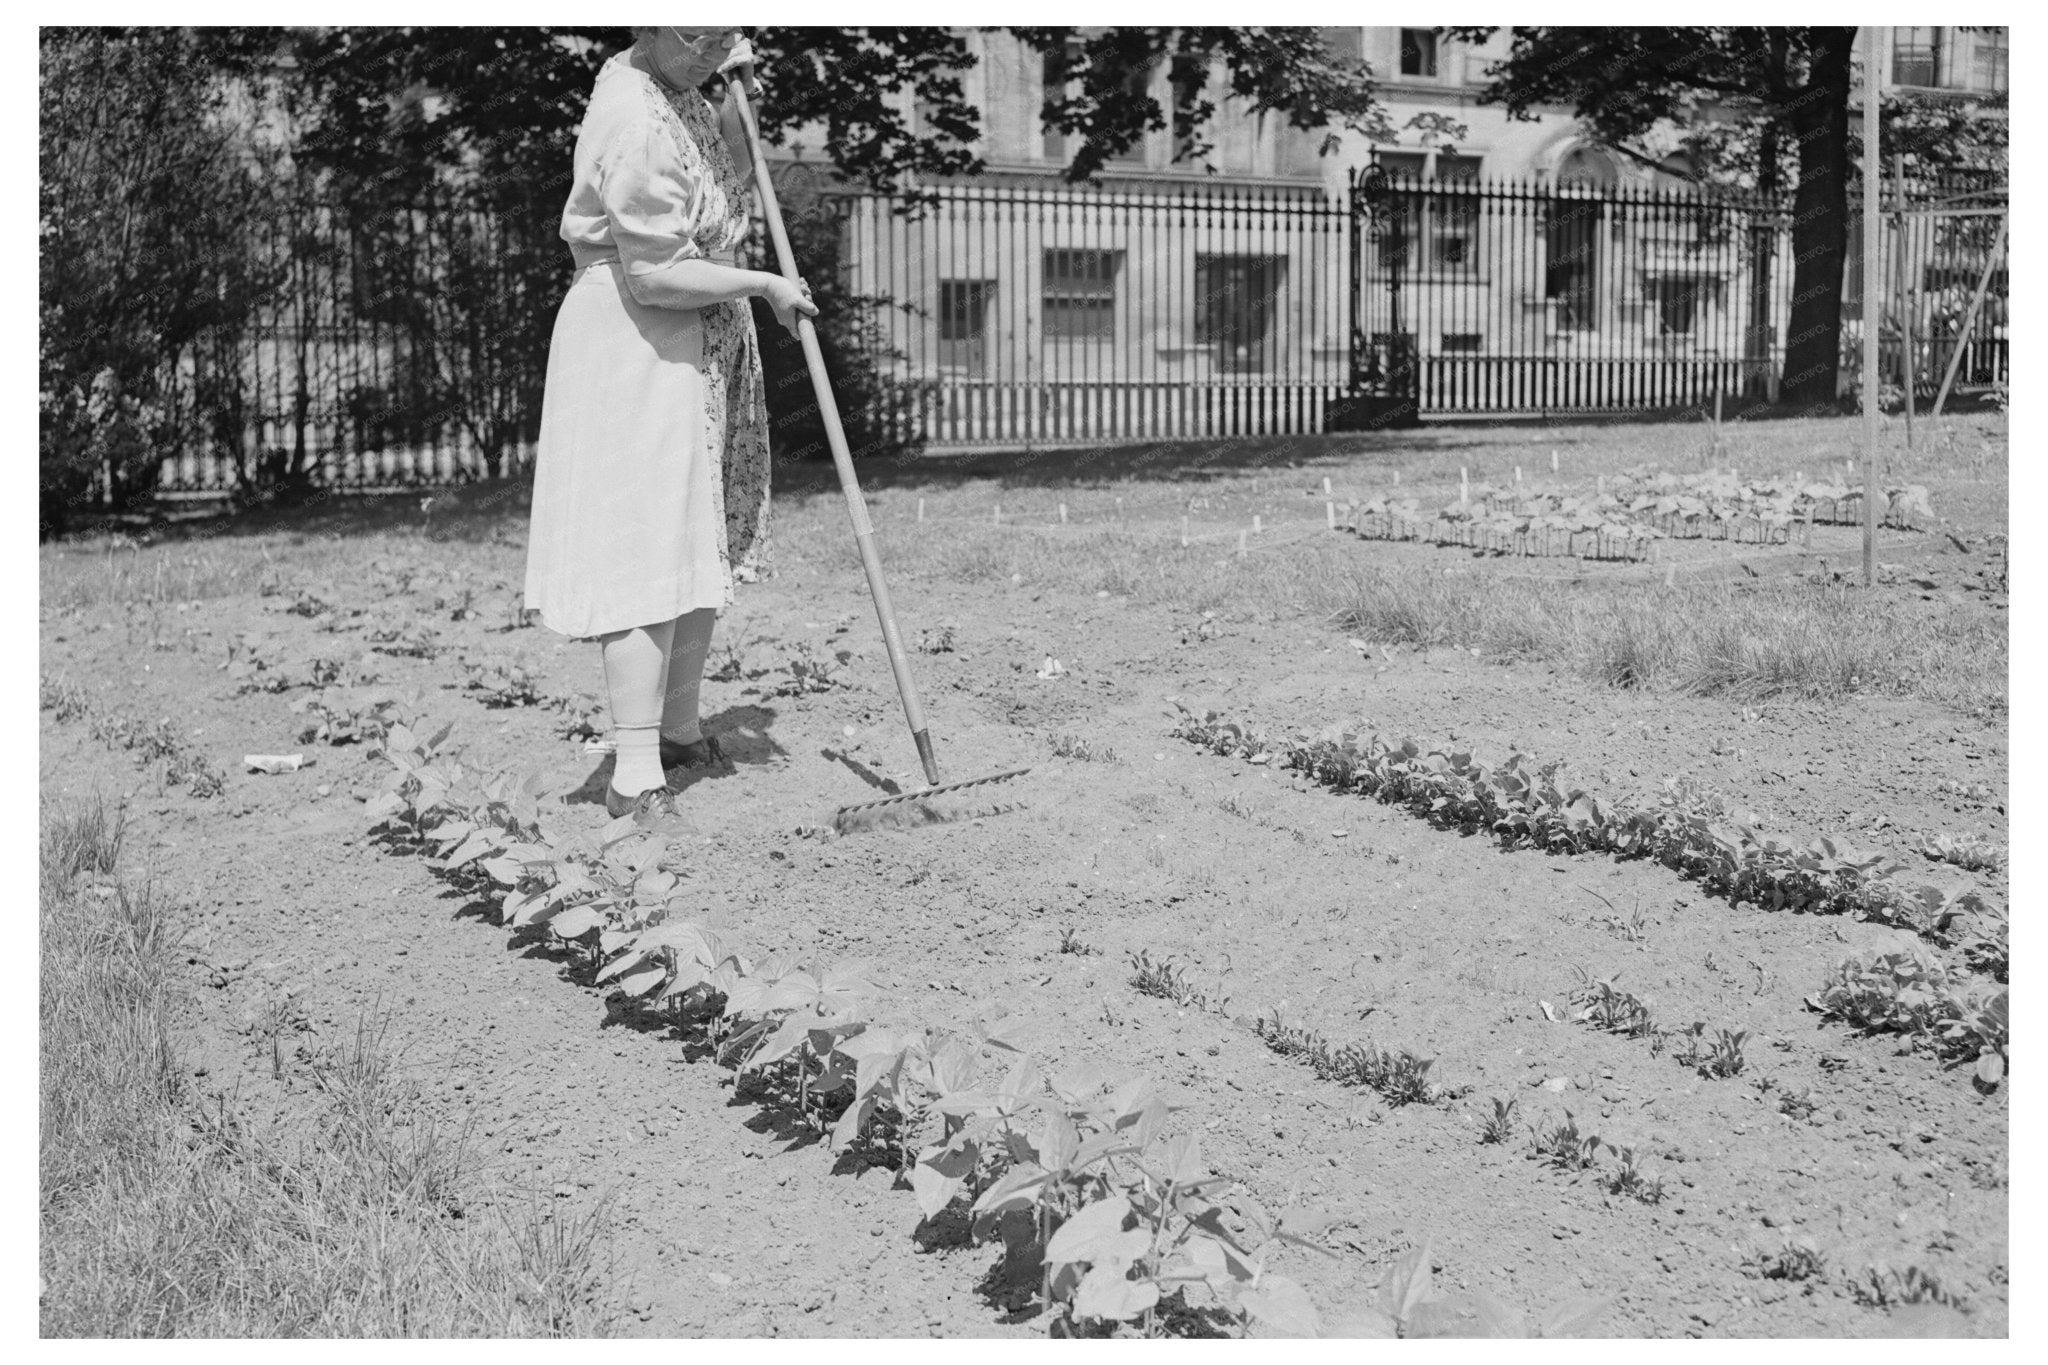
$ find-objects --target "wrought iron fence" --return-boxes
[831,182,1353,449]
[149,167,2005,490]
[1846,172,2009,402]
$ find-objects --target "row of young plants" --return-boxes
[1167,704,2005,970]
[1340,470,1934,561]
[40,672,226,797]
[1170,705,2009,1089]
[1341,499,1660,562]
[360,720,1470,1340]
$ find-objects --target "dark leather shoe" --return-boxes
[605,784,682,820]
[660,734,726,769]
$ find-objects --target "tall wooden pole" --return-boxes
[1893,152,1912,448]
[1861,26,1882,587]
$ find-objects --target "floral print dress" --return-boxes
[524,52,770,638]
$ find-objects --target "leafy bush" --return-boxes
[39,28,279,533]
[749,197,925,462]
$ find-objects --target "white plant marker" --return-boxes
[1460,467,1469,503]
[1059,502,1068,524]
[1323,476,1333,497]
[1253,514,1262,533]
[917,498,925,523]
[993,504,1001,525]
[1325,501,1336,530]
[1237,530,1248,556]
[1551,449,1559,473]
[1181,515,1190,547]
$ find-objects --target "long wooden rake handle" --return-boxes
[727,66,944,787]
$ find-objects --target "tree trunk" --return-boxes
[1777,30,1856,408]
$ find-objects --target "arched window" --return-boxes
[1556,146,1618,189]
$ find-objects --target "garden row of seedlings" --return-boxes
[1340,471,1933,561]
[1124,931,1716,1227]
[360,720,1368,1339]
[1167,705,2009,1088]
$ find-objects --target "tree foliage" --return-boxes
[38,26,281,532]
[279,27,1399,200]
[1449,27,1866,406]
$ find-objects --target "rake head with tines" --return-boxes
[831,765,1032,835]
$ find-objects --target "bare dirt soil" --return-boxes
[40,415,2008,1338]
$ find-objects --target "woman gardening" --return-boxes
[524,26,816,819]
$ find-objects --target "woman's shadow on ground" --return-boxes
[561,702,785,807]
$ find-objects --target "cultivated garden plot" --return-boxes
[40,415,2007,1338]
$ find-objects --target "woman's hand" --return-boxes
[759,274,818,338]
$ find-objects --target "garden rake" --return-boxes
[729,68,1030,835]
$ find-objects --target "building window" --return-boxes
[1043,249,1119,341]
[1195,255,1285,372]
[1648,277,1711,336]
[1399,29,1439,78]
[1893,27,1943,87]
[938,280,993,375]
[1969,27,2008,93]
[1372,151,1480,275]
[1556,146,1618,189]
[1441,332,1483,353]
[1041,48,1073,162]
[1545,207,1602,331]
[1431,154,1480,270]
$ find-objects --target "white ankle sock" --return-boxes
[612,724,666,798]
[600,620,675,799]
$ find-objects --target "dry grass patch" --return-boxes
[39,797,615,1338]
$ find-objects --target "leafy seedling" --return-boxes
[1059,928,1100,957]
[1478,1095,1517,1145]
[1604,1146,1663,1204]
[1531,1111,1602,1173]
[1750,1237,1826,1283]
[1705,1028,1749,1079]
[462,660,546,708]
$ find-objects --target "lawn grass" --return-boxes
[38,797,616,1338]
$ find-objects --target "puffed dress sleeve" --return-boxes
[594,116,716,310]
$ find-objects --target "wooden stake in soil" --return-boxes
[1860,24,1881,587]
[1894,152,1914,450]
